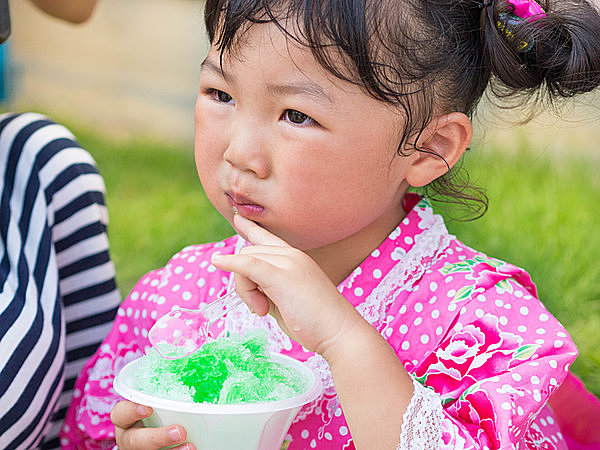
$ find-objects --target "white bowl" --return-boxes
[113,353,322,450]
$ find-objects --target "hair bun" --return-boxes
[483,0,600,101]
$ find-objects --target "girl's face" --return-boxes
[195,22,418,260]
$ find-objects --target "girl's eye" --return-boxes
[211,89,234,104]
[283,109,315,126]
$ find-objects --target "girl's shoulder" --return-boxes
[391,233,576,356]
[425,236,538,302]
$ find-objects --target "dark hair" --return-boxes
[204,0,600,217]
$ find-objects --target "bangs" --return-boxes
[203,0,420,105]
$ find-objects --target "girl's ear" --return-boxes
[404,112,473,187]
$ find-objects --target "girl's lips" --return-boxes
[226,193,264,217]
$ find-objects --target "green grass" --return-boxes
[73,124,599,396]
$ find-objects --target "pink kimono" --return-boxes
[61,195,578,449]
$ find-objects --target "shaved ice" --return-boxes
[133,331,309,404]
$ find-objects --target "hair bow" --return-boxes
[494,0,546,51]
[506,0,546,21]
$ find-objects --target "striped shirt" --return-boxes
[0,113,120,449]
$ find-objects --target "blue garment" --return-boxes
[0,42,11,102]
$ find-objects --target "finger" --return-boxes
[233,213,289,247]
[267,302,289,333]
[238,244,299,260]
[228,247,299,269]
[231,265,286,326]
[117,424,188,450]
[111,401,152,429]
[212,253,284,296]
[233,249,318,283]
[233,273,271,316]
[173,444,197,450]
[211,253,280,288]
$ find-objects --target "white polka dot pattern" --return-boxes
[62,197,575,449]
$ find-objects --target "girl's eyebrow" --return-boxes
[200,57,335,106]
[266,81,335,106]
[200,58,229,80]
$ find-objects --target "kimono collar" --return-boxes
[339,194,452,326]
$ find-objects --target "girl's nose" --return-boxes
[223,120,270,178]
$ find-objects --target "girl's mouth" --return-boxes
[226,192,264,217]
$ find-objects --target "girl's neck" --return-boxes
[306,202,409,287]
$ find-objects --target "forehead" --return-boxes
[207,25,301,75]
[207,20,356,91]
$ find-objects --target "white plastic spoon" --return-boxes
[148,291,242,359]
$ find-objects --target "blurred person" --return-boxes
[0,1,121,449]
[27,0,99,24]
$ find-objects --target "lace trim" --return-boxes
[356,206,452,327]
[397,378,443,450]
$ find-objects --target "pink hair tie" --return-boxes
[494,0,546,51]
[506,0,546,21]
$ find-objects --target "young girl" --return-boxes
[61,0,600,448]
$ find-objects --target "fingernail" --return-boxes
[169,426,182,442]
[232,206,239,214]
[137,405,150,416]
[211,253,222,262]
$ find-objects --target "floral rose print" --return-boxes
[414,314,522,402]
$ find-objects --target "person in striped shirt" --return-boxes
[1,2,119,448]
[0,112,121,449]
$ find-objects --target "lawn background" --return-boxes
[71,121,600,397]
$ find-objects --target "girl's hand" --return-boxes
[211,214,366,357]
[110,400,195,450]
[214,215,415,450]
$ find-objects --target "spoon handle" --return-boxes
[202,291,243,325]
